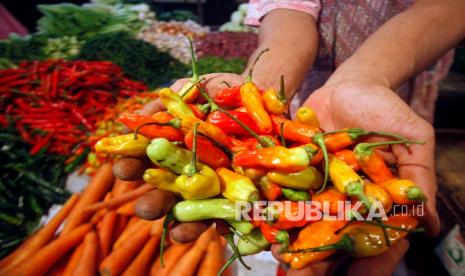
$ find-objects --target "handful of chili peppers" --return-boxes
[96,38,428,274]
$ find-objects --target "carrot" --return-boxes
[112,179,139,195]
[10,224,92,276]
[99,223,151,276]
[62,243,84,276]
[83,183,153,214]
[169,228,215,276]
[150,217,164,237]
[47,253,71,276]
[62,163,114,235]
[113,215,129,242]
[116,200,136,216]
[197,237,224,276]
[113,219,149,250]
[0,234,34,267]
[90,208,108,225]
[122,235,160,276]
[72,231,98,276]
[99,211,117,258]
[151,242,194,276]
[0,194,80,274]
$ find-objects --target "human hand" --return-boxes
[138,73,244,116]
[271,82,438,275]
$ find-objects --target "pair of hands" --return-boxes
[138,73,438,275]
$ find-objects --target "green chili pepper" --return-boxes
[281,188,310,201]
[146,138,192,174]
[172,198,237,222]
[227,219,255,235]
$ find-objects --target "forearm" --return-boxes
[242,9,318,99]
[327,0,465,89]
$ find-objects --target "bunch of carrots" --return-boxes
[0,163,230,276]
[87,38,429,274]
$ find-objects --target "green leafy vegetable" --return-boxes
[197,56,247,75]
[78,32,188,88]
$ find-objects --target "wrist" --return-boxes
[325,58,393,89]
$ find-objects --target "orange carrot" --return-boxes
[0,233,34,268]
[99,211,117,258]
[113,215,129,242]
[113,219,149,250]
[0,194,80,274]
[10,224,92,276]
[116,200,136,216]
[62,243,84,276]
[197,237,224,276]
[169,228,215,276]
[99,224,151,276]
[112,179,139,195]
[72,231,98,276]
[62,164,114,235]
[122,235,161,276]
[47,253,71,276]
[150,218,164,237]
[83,183,153,214]
[151,242,194,276]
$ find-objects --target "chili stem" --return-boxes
[224,234,251,270]
[180,77,205,99]
[312,133,329,194]
[277,75,288,104]
[159,213,175,268]
[187,36,199,81]
[218,254,238,276]
[187,122,199,177]
[246,49,269,82]
[279,122,287,147]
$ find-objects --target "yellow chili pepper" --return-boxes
[296,106,320,128]
[240,49,272,134]
[267,167,323,190]
[262,75,287,115]
[364,182,393,213]
[95,134,150,157]
[159,88,195,119]
[217,168,259,202]
[143,166,220,200]
[328,155,371,209]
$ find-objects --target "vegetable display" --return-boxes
[196,32,258,60]
[0,127,69,258]
[0,166,230,275]
[89,40,428,274]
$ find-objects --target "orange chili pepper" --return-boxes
[334,149,360,171]
[311,187,347,215]
[354,140,422,183]
[180,117,231,147]
[257,176,282,201]
[184,131,230,169]
[363,182,393,213]
[271,115,320,144]
[240,49,273,134]
[271,201,313,230]
[117,112,183,141]
[378,179,426,205]
[282,220,346,269]
[262,75,287,115]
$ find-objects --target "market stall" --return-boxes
[1,1,463,275]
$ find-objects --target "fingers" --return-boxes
[169,221,213,243]
[138,98,165,116]
[348,239,409,276]
[135,189,179,220]
[392,119,439,236]
[112,157,148,181]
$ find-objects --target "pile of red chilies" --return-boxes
[0,60,147,155]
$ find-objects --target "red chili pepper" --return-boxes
[206,110,266,136]
[272,201,311,230]
[214,86,241,107]
[30,132,53,155]
[188,103,209,120]
[271,115,321,144]
[334,149,360,171]
[184,132,230,169]
[241,135,281,150]
[257,176,282,200]
[118,112,183,141]
[260,222,289,246]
